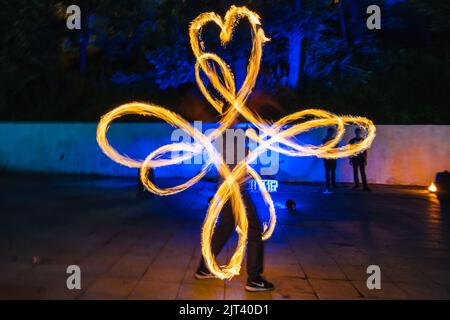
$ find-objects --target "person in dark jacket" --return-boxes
[349,127,371,192]
[194,120,274,292]
[323,127,337,194]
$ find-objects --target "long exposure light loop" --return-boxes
[97,5,376,280]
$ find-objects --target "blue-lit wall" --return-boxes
[1,123,449,186]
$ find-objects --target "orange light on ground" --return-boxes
[428,182,437,193]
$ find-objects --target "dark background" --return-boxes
[1,0,449,123]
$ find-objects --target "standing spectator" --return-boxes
[323,127,337,194]
[349,128,371,192]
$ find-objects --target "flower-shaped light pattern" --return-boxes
[97,6,376,280]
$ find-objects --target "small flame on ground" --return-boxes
[428,182,437,193]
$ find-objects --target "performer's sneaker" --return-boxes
[245,276,274,292]
[194,269,215,280]
[323,189,332,194]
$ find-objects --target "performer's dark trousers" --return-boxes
[324,159,337,189]
[352,160,368,188]
[136,168,154,199]
[198,192,263,280]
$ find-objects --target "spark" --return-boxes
[97,5,376,280]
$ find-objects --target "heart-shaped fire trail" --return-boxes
[96,5,376,280]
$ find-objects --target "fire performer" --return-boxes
[195,118,274,292]
[96,5,376,288]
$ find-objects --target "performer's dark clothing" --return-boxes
[198,191,263,279]
[136,168,154,199]
[323,159,337,189]
[322,135,337,189]
[198,127,264,280]
[349,137,368,188]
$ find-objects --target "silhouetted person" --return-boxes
[136,167,154,200]
[323,127,337,194]
[349,128,371,192]
[194,121,274,292]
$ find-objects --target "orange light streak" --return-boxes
[97,6,376,279]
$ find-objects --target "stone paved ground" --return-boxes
[1,173,450,300]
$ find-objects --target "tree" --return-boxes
[287,0,303,89]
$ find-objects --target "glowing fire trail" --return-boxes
[97,6,376,280]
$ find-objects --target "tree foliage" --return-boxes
[0,0,449,123]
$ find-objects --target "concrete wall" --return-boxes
[0,122,449,186]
